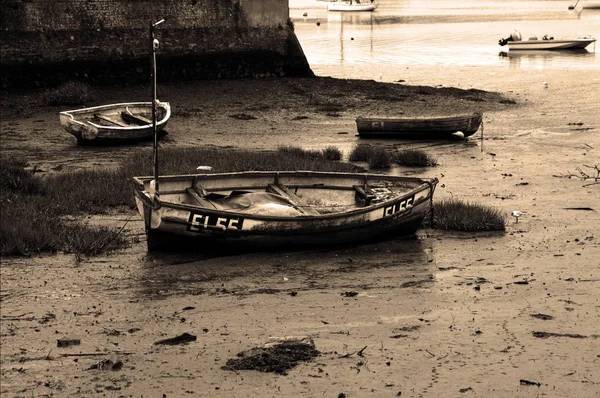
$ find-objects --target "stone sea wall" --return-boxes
[0,0,313,88]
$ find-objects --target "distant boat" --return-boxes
[498,30,596,50]
[355,112,483,139]
[60,102,171,145]
[133,170,438,251]
[583,1,600,8]
[327,1,378,12]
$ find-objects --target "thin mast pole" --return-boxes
[151,19,164,200]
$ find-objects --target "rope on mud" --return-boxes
[480,119,484,152]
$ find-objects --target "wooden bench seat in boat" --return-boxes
[121,111,152,126]
[185,186,219,209]
[266,183,321,215]
[93,114,129,127]
[353,185,377,206]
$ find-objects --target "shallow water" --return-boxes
[291,0,599,90]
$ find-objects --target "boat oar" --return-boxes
[568,0,579,10]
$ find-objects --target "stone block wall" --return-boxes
[0,0,313,88]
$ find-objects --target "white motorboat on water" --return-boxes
[498,30,596,50]
[327,0,378,12]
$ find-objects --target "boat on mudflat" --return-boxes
[133,19,438,253]
[60,101,171,145]
[327,1,378,12]
[498,30,596,50]
[133,171,438,251]
[356,112,483,139]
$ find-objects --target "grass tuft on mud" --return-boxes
[39,81,94,106]
[121,147,362,178]
[322,146,343,161]
[0,160,127,256]
[394,149,438,167]
[430,198,506,231]
[349,144,392,169]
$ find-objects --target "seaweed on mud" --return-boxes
[222,343,320,375]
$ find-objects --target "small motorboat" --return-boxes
[498,30,596,50]
[327,0,378,12]
[355,112,483,139]
[60,101,171,145]
[133,170,438,251]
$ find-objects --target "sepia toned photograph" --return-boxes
[1,1,598,397]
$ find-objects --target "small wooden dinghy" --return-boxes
[59,101,171,145]
[133,171,438,251]
[356,112,483,139]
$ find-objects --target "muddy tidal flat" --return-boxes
[1,74,599,397]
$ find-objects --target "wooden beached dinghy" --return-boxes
[356,112,483,139]
[59,101,171,145]
[133,171,438,251]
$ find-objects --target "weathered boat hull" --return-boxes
[59,102,171,145]
[356,112,482,139]
[133,171,438,252]
[508,38,596,50]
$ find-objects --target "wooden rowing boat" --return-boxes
[355,112,483,139]
[133,20,438,253]
[59,101,171,145]
[133,171,438,251]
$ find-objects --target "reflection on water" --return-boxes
[498,48,596,68]
[291,0,599,85]
[135,237,431,299]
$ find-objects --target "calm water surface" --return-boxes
[290,0,599,90]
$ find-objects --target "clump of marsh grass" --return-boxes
[277,146,323,160]
[1,198,61,255]
[39,81,94,106]
[0,157,45,199]
[322,146,343,161]
[44,168,133,214]
[428,198,506,231]
[12,98,35,117]
[394,149,438,167]
[348,143,373,162]
[121,147,361,178]
[0,159,128,256]
[61,223,128,260]
[348,144,392,169]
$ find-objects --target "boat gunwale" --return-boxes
[355,111,482,124]
[133,171,438,222]
[60,101,171,131]
[507,38,596,50]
